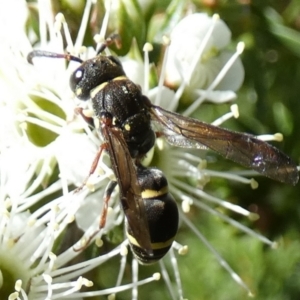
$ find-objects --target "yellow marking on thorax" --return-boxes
[90,82,108,99]
[89,76,128,99]
[124,123,131,131]
[113,75,127,81]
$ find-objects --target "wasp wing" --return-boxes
[150,105,299,185]
[101,124,153,254]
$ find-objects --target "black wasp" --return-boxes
[27,36,299,264]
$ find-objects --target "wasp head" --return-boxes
[70,55,126,100]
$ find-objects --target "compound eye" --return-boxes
[71,67,84,87]
[69,66,87,99]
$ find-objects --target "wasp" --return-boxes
[27,36,299,264]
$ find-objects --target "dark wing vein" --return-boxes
[102,125,152,252]
[151,105,298,185]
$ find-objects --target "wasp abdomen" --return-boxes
[126,166,179,264]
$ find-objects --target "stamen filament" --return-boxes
[68,274,160,297]
[159,260,177,300]
[193,199,275,245]
[169,247,184,300]
[75,0,93,49]
[212,104,239,126]
[180,212,253,296]
[184,42,245,117]
[170,179,252,217]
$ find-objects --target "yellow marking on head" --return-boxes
[76,88,82,96]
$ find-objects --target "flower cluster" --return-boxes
[0,0,283,299]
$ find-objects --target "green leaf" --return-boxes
[272,102,293,135]
[110,0,146,55]
[149,0,186,42]
[26,95,66,147]
[265,7,300,57]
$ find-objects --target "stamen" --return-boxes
[153,273,161,280]
[250,179,259,189]
[8,292,19,300]
[54,13,63,32]
[182,198,191,213]
[236,41,245,54]
[15,279,22,292]
[99,0,112,41]
[204,169,258,187]
[212,104,239,126]
[32,211,58,273]
[19,288,28,300]
[27,90,67,112]
[17,181,63,211]
[178,245,188,256]
[120,243,128,256]
[0,268,3,289]
[132,258,139,300]
[18,114,63,135]
[56,13,74,54]
[95,237,103,247]
[69,273,160,297]
[257,133,283,142]
[53,244,122,278]
[24,107,65,127]
[180,212,253,295]
[94,34,104,45]
[75,0,93,49]
[159,260,177,300]
[42,276,91,298]
[37,0,52,46]
[170,180,253,217]
[154,36,170,106]
[116,246,127,286]
[20,156,57,199]
[173,15,219,116]
[143,42,153,94]
[169,247,184,300]
[183,42,245,117]
[83,278,94,287]
[48,252,57,272]
[187,14,219,84]
[193,199,275,246]
[43,273,53,299]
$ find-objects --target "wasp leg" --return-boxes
[96,33,121,55]
[74,180,118,252]
[74,143,109,192]
[99,180,118,228]
[75,106,95,127]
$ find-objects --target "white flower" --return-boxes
[164,13,245,114]
[0,167,154,299]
